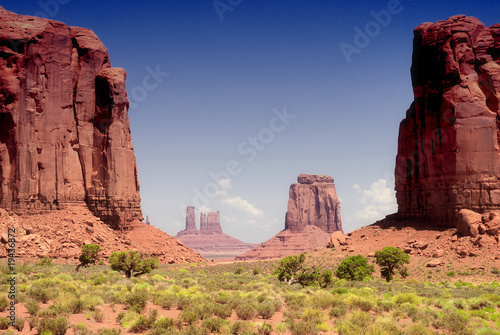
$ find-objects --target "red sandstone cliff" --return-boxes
[395,15,500,226]
[0,7,141,228]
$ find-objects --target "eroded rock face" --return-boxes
[185,206,196,231]
[0,7,142,228]
[237,173,343,261]
[395,15,500,226]
[285,173,343,233]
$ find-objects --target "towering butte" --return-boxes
[0,7,205,263]
[0,6,141,229]
[237,174,343,261]
[175,207,257,257]
[395,16,500,233]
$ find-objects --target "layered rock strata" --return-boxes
[396,15,500,227]
[285,174,343,233]
[0,7,141,228]
[237,174,343,260]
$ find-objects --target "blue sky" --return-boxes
[3,0,499,243]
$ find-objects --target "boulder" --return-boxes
[328,231,347,249]
[456,209,482,237]
[426,259,444,267]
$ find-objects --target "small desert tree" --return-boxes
[76,244,102,271]
[274,253,306,286]
[273,253,333,287]
[375,247,410,282]
[109,250,159,278]
[335,255,374,281]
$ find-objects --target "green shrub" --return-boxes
[0,318,9,330]
[253,267,260,275]
[346,295,374,311]
[72,323,92,335]
[258,322,273,335]
[0,297,8,312]
[406,323,434,335]
[38,258,53,266]
[68,298,85,314]
[26,299,40,316]
[257,301,276,319]
[335,255,374,281]
[129,310,158,333]
[231,321,252,334]
[156,293,177,310]
[27,286,51,303]
[469,297,493,310]
[126,291,149,313]
[214,303,233,319]
[36,317,70,335]
[93,308,105,323]
[301,307,326,324]
[374,247,410,282]
[336,310,373,335]
[235,303,257,320]
[202,317,229,333]
[153,316,175,330]
[179,309,198,325]
[14,317,25,331]
[443,309,470,333]
[287,319,320,335]
[393,292,422,305]
[234,266,244,274]
[96,330,121,335]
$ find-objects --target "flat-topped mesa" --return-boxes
[0,6,142,228]
[285,174,343,233]
[395,15,500,226]
[297,174,334,184]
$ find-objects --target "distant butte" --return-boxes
[236,174,343,261]
[175,207,257,257]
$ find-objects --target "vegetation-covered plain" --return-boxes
[0,252,499,335]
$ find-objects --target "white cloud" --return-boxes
[198,206,211,214]
[353,179,397,223]
[221,196,265,217]
[216,178,232,196]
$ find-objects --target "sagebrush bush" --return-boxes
[126,291,149,313]
[346,294,374,311]
[214,303,233,319]
[0,318,9,330]
[202,317,229,333]
[257,301,276,319]
[287,319,320,335]
[258,322,273,335]
[336,310,373,335]
[36,316,70,335]
[235,303,257,320]
[393,292,422,305]
[0,297,8,312]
